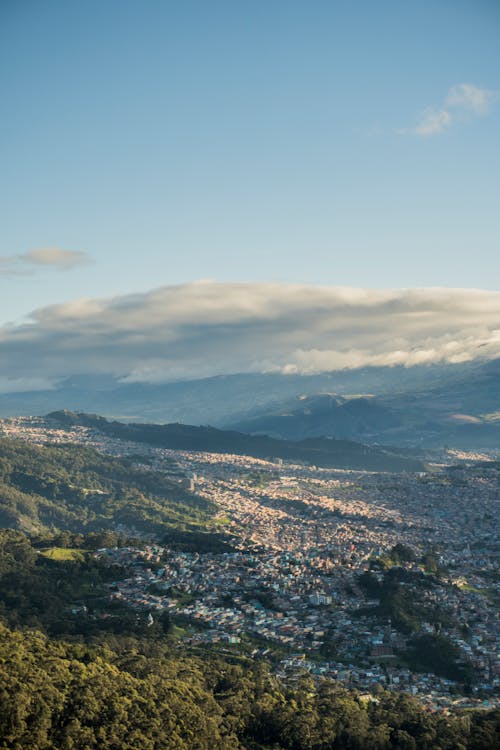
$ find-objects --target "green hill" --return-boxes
[0,437,215,537]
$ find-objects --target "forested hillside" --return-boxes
[1,616,498,750]
[0,437,215,536]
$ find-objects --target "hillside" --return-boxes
[230,394,402,440]
[3,610,496,750]
[382,357,500,447]
[0,437,215,537]
[228,359,500,448]
[47,410,425,472]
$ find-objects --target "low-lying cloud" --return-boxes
[0,247,91,275]
[1,282,500,391]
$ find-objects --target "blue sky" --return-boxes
[1,0,499,328]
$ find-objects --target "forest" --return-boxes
[1,615,499,750]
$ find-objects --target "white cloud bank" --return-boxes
[403,83,496,137]
[1,282,500,390]
[0,248,91,275]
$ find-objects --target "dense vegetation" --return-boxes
[47,410,425,472]
[357,567,447,635]
[404,634,474,684]
[1,618,499,749]
[0,529,140,636]
[357,559,475,684]
[0,437,215,536]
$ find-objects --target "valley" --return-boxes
[1,413,498,716]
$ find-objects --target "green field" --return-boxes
[39,547,86,562]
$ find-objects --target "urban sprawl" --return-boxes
[2,416,499,714]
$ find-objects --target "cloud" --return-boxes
[414,108,452,136]
[445,83,494,115]
[1,282,500,391]
[403,83,496,137]
[24,248,91,270]
[0,247,91,276]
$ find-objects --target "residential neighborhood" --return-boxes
[2,415,499,713]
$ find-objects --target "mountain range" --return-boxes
[229,358,500,448]
[0,365,463,424]
[0,357,498,449]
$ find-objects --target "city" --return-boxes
[2,415,499,713]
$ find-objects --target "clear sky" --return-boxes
[1,0,499,325]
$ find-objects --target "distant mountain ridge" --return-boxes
[229,394,402,440]
[0,358,497,449]
[0,362,478,425]
[46,410,425,472]
[228,359,500,448]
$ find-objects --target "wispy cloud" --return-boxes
[0,248,91,276]
[413,108,452,137]
[1,282,500,390]
[445,83,493,115]
[402,83,496,137]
